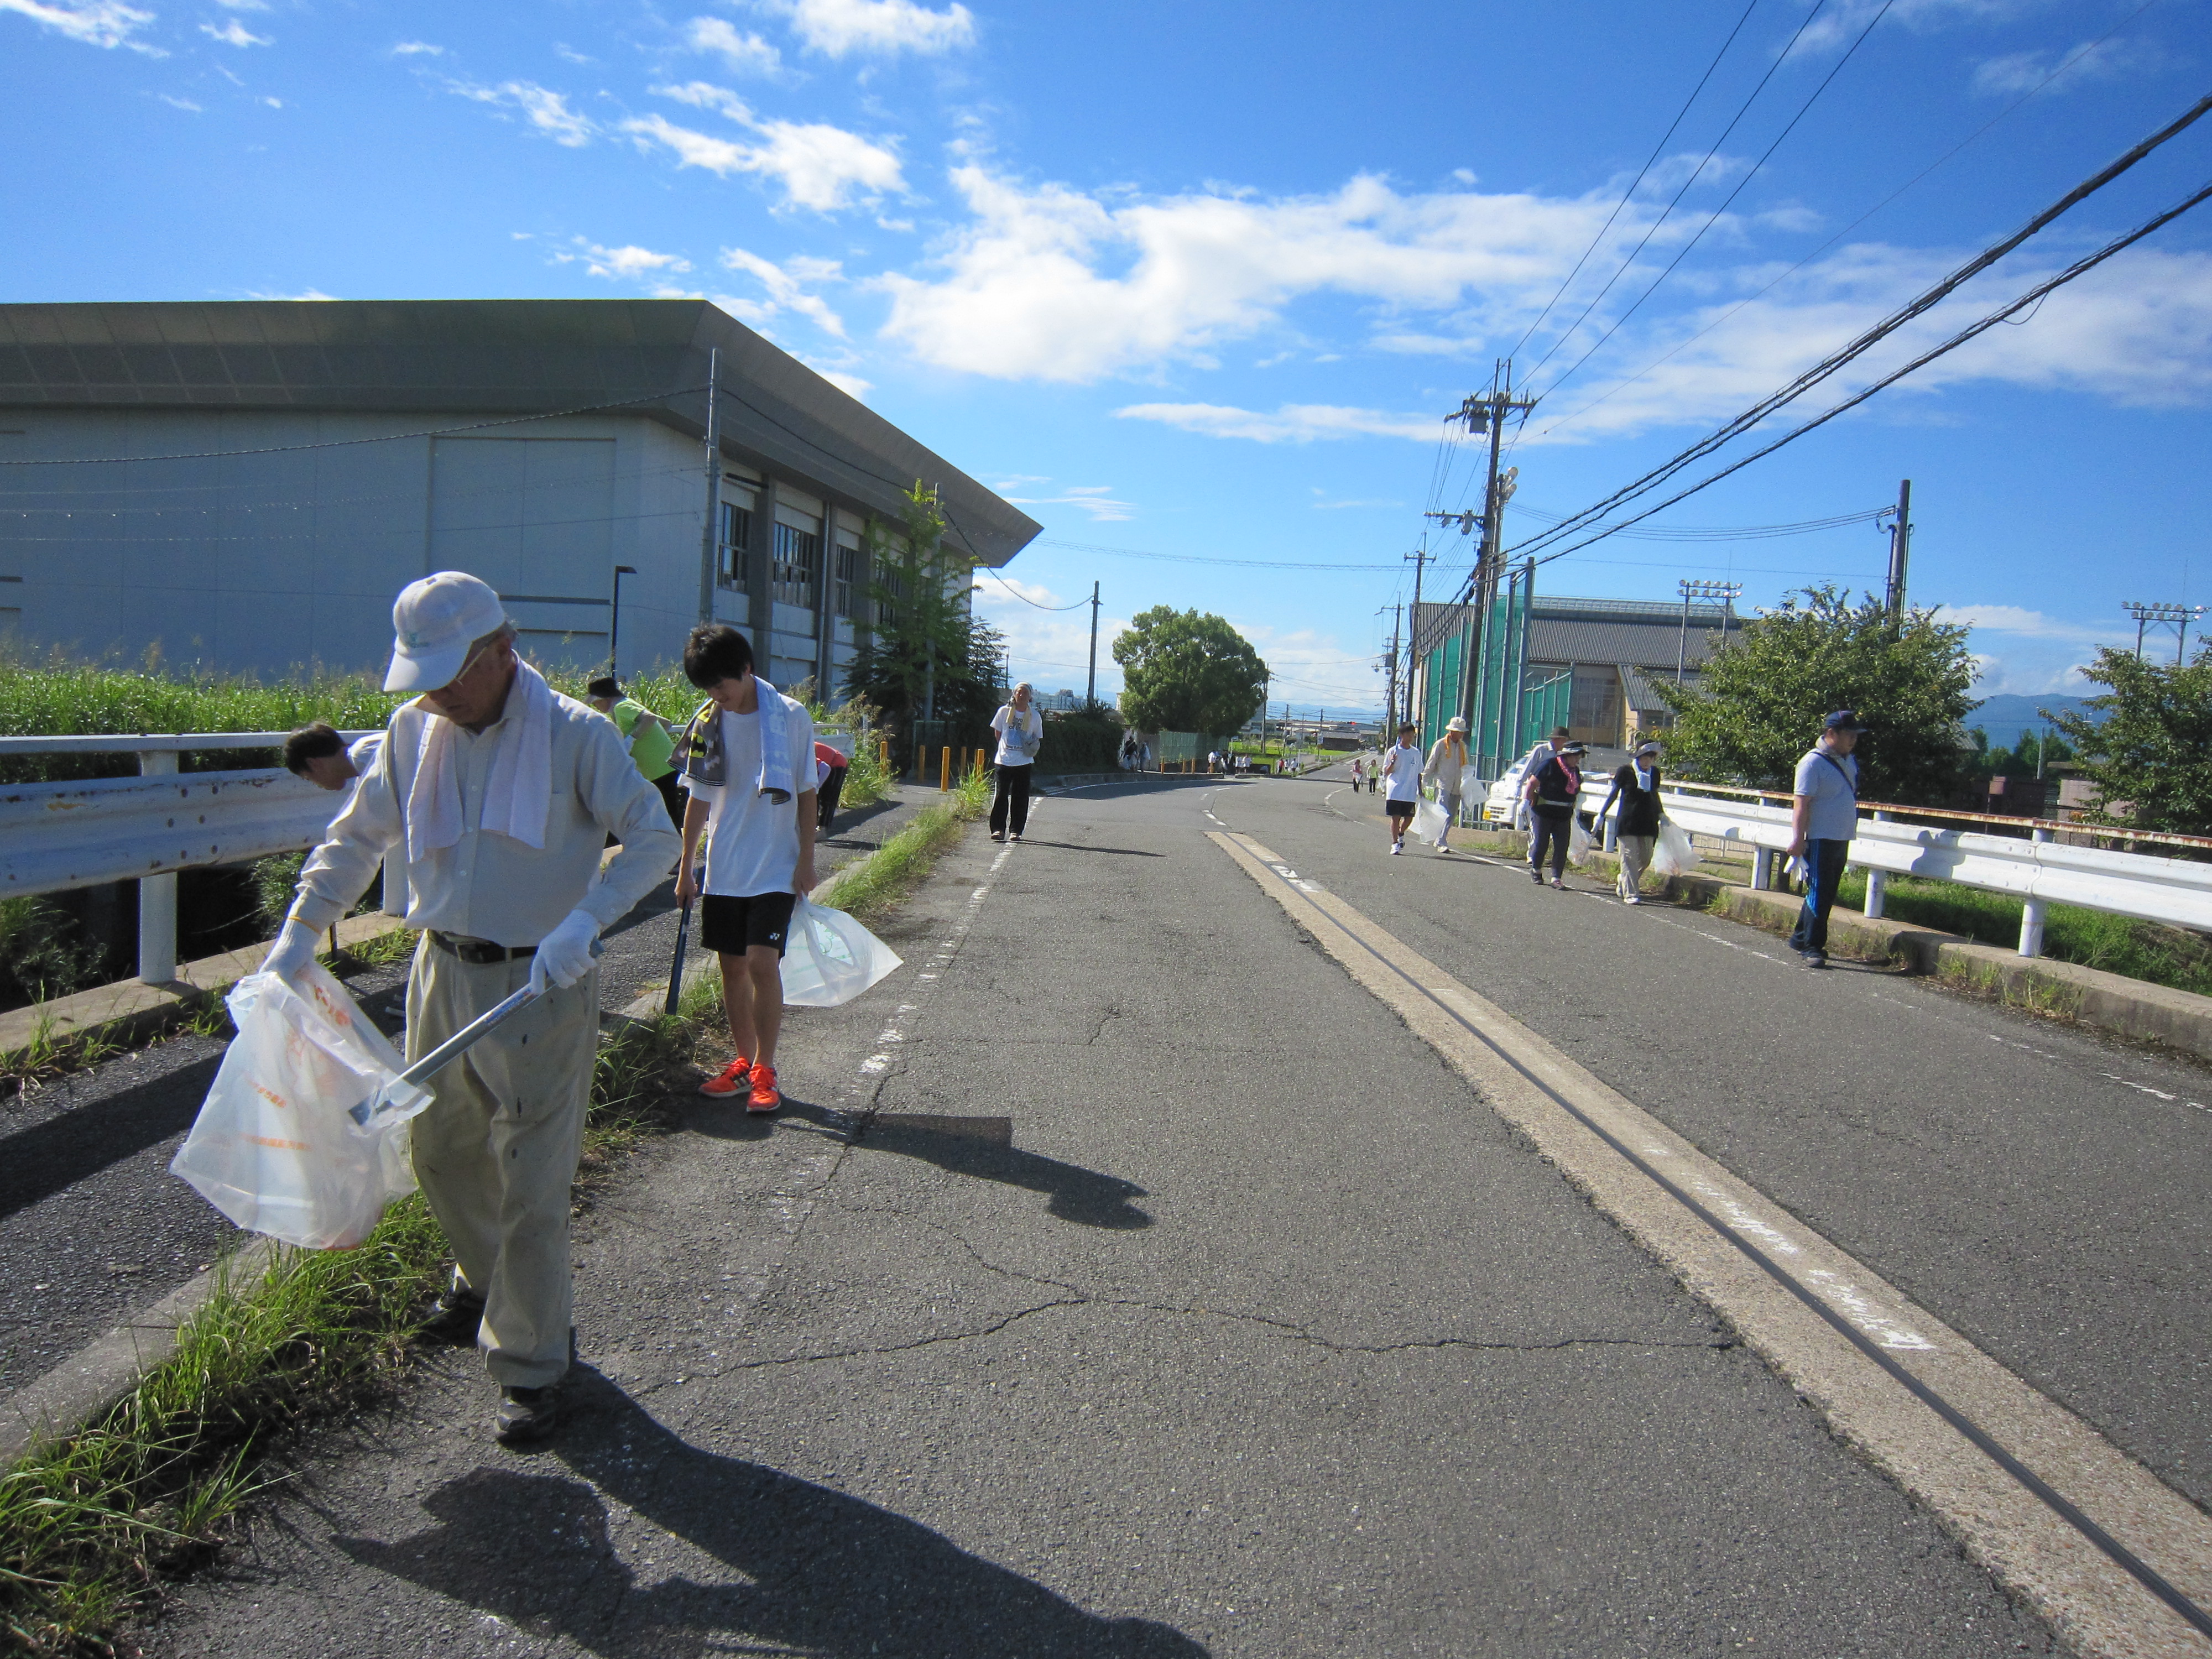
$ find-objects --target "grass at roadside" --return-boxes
[0,1006,696,1654]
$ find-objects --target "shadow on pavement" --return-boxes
[0,1051,222,1221]
[335,1368,1206,1659]
[1015,843,1163,857]
[856,1114,1155,1229]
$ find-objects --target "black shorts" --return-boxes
[1386,797,1417,818]
[700,891,797,958]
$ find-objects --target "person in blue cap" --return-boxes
[1786,710,1866,967]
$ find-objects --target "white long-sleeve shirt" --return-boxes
[289,686,681,947]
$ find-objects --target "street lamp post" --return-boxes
[609,564,639,675]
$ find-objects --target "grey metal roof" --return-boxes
[0,299,1041,566]
[1528,616,1733,670]
[1619,664,1679,711]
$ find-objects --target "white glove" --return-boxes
[261,918,320,981]
[535,908,600,989]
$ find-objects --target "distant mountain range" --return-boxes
[1969,692,2101,750]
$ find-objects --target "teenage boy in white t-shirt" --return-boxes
[673,625,817,1113]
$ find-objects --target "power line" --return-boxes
[1509,502,1887,540]
[1031,536,1399,572]
[1531,173,2212,570]
[1520,0,1843,387]
[1507,91,2212,564]
[1506,0,1764,364]
[975,566,1089,609]
[1530,0,1899,405]
[1528,0,2169,446]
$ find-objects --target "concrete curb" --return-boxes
[2,1238,282,1467]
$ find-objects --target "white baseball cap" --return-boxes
[384,571,508,692]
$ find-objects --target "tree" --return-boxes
[2050,644,2212,834]
[844,481,1006,739]
[1655,585,1976,805]
[1112,607,1267,735]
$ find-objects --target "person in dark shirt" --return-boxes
[1597,740,1666,904]
[1521,729,1584,888]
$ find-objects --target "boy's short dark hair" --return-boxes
[283,721,344,775]
[586,675,622,700]
[684,624,754,688]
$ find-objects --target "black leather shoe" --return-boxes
[495,1385,559,1446]
[419,1287,484,1345]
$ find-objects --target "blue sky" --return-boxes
[6,0,2209,715]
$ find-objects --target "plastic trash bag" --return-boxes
[780,899,904,1008]
[1651,821,1702,878]
[1412,796,1449,846]
[171,962,430,1251]
[1567,813,1594,867]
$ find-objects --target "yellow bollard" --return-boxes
[940,746,952,791]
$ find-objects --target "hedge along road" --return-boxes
[1226,764,2212,1645]
[155,775,2047,1659]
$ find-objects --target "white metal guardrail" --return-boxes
[1,732,381,985]
[1566,776,2212,958]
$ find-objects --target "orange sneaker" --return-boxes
[746,1063,781,1114]
[697,1057,752,1098]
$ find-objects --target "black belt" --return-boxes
[427,930,537,966]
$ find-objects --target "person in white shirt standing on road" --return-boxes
[264,572,680,1447]
[1383,721,1423,854]
[1786,709,1866,968]
[1422,715,1471,854]
[989,681,1044,843]
[675,625,818,1111]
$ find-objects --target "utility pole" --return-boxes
[1882,478,1913,623]
[1405,540,1431,730]
[1445,361,1537,765]
[696,346,720,626]
[1384,604,1402,733]
[2124,600,2206,662]
[1676,579,1743,683]
[1084,580,1101,709]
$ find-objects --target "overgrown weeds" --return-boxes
[0,983,699,1653]
[0,1005,123,1102]
[816,761,988,924]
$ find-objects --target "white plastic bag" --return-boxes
[1412,796,1448,846]
[1567,813,1594,867]
[1651,820,1702,878]
[780,899,904,1008]
[171,962,430,1250]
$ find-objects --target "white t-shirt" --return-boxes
[992,703,1044,766]
[1384,744,1423,800]
[682,695,817,898]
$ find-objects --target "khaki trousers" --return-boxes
[405,938,597,1389]
[1618,833,1656,898]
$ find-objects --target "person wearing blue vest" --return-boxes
[1786,709,1866,968]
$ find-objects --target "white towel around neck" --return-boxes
[405,658,555,862]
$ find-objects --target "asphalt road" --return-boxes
[149,774,2052,1658]
[1245,764,2212,1515]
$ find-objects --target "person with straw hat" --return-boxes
[260,571,680,1446]
[1422,715,1472,854]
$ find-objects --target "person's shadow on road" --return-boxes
[335,1366,1206,1659]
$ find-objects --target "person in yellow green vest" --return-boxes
[587,675,682,827]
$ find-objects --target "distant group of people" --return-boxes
[1356,707,1869,959]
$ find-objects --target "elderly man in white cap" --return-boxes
[262,571,680,1444]
[1421,714,1473,854]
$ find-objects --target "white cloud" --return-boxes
[391,39,443,57]
[200,17,268,45]
[717,247,847,335]
[995,482,1138,522]
[1934,604,2116,642]
[1,0,160,53]
[216,0,268,8]
[450,79,596,147]
[259,93,279,106]
[566,239,693,281]
[775,0,974,58]
[807,364,872,400]
[623,108,902,211]
[685,15,781,74]
[878,167,1634,383]
[244,288,338,300]
[654,79,750,120]
[1114,402,1442,444]
[552,43,592,65]
[1972,36,2162,96]
[971,583,1130,696]
[159,91,201,110]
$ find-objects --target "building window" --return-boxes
[773,520,820,608]
[717,499,752,588]
[877,565,905,630]
[834,539,863,620]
